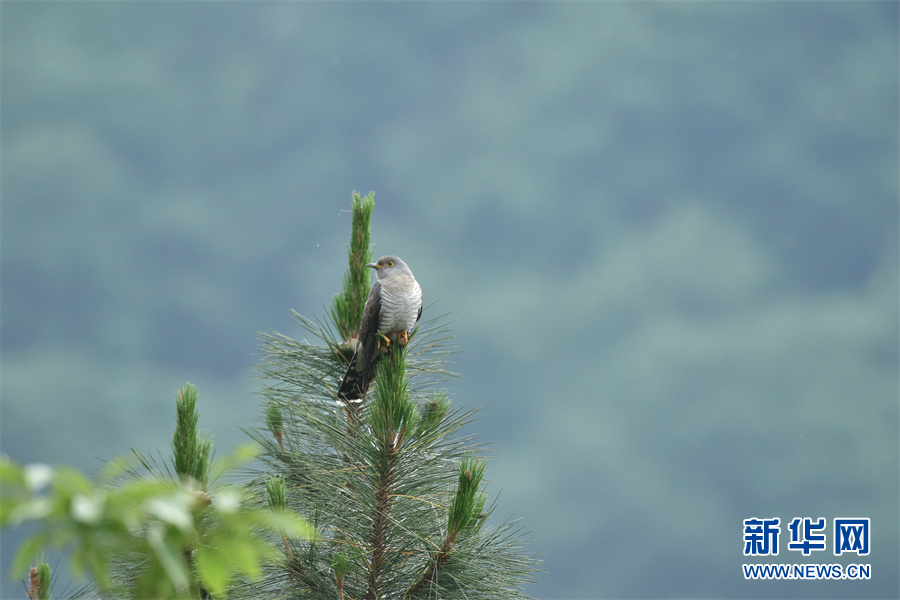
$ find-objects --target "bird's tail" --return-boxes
[337,359,365,402]
[337,348,375,404]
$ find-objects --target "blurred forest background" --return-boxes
[2,3,897,599]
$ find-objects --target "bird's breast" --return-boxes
[378,283,422,334]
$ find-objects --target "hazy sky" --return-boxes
[3,3,897,598]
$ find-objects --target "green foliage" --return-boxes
[2,395,313,600]
[330,191,375,342]
[265,404,285,452]
[2,197,537,600]
[368,347,419,446]
[23,559,54,600]
[448,456,487,537]
[172,383,213,487]
[265,475,287,511]
[248,201,538,600]
[416,391,451,436]
[34,562,52,600]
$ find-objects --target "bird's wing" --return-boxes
[358,280,382,341]
[337,281,382,401]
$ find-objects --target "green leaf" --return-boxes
[258,509,315,539]
[0,456,26,486]
[135,553,175,600]
[145,494,194,532]
[51,466,93,496]
[5,496,53,526]
[146,524,190,593]
[227,534,265,579]
[12,533,53,579]
[70,493,104,524]
[195,545,230,597]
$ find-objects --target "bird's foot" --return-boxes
[376,332,391,354]
[398,331,409,347]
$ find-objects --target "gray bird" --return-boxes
[338,255,422,402]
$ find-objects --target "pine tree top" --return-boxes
[246,192,539,599]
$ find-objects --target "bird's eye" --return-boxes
[386,260,395,267]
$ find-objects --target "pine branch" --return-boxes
[245,194,539,600]
[404,456,486,599]
[331,191,375,343]
[27,562,52,600]
[21,560,93,600]
[172,383,212,488]
[250,304,536,599]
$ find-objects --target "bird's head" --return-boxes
[366,255,410,280]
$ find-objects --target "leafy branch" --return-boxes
[1,385,313,600]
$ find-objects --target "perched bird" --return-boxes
[338,255,422,402]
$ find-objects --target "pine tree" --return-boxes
[245,192,538,599]
[3,192,538,600]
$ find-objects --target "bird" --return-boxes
[337,255,422,403]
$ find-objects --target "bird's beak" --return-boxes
[366,262,380,270]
